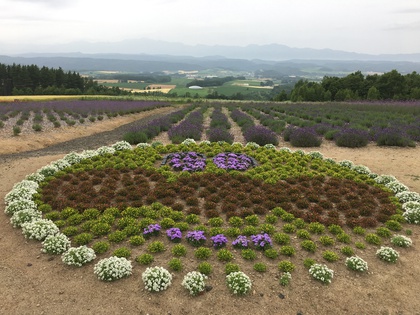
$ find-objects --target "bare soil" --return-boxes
[0,108,419,315]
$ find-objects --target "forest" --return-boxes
[289,70,420,101]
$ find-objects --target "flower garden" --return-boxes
[5,137,419,295]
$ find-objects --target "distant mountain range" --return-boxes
[1,38,420,75]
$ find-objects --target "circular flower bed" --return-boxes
[212,152,256,171]
[4,140,417,290]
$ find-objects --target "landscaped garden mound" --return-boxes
[5,140,419,292]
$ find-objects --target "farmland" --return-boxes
[1,98,420,315]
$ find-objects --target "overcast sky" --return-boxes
[1,0,420,55]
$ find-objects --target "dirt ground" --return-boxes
[0,109,419,315]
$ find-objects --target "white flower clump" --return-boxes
[391,235,413,248]
[62,246,96,267]
[25,172,45,183]
[136,142,151,148]
[308,151,324,159]
[181,138,196,146]
[264,143,276,150]
[374,174,397,185]
[10,208,42,228]
[396,191,420,204]
[345,256,369,272]
[62,152,84,165]
[142,266,172,292]
[352,165,371,175]
[94,256,132,281]
[42,233,71,254]
[112,140,132,151]
[245,142,260,149]
[385,181,409,194]
[338,160,354,169]
[199,140,211,146]
[96,146,116,156]
[309,264,334,284]
[21,219,59,240]
[80,149,99,159]
[38,164,59,177]
[226,271,252,295]
[376,246,399,263]
[50,159,71,171]
[181,271,208,296]
[5,199,38,215]
[402,201,420,224]
[5,183,38,205]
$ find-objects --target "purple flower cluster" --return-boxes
[186,230,207,247]
[232,235,249,249]
[288,127,322,147]
[251,233,272,250]
[243,125,279,146]
[166,227,182,242]
[207,128,234,144]
[210,234,228,249]
[213,153,255,171]
[143,224,161,237]
[166,152,206,172]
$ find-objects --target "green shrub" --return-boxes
[186,214,200,224]
[328,224,344,235]
[353,226,366,235]
[225,227,241,237]
[241,249,257,260]
[108,230,127,243]
[293,218,306,229]
[322,250,339,262]
[195,247,212,260]
[336,233,351,244]
[197,262,213,275]
[301,240,317,252]
[62,226,79,237]
[225,263,240,275]
[228,216,244,227]
[297,229,311,239]
[160,217,175,229]
[217,249,234,262]
[245,214,259,226]
[365,233,381,245]
[281,212,295,222]
[355,242,366,249]
[273,233,290,245]
[253,262,267,272]
[242,225,258,236]
[91,222,111,236]
[129,235,145,246]
[112,247,131,258]
[308,222,325,234]
[385,220,402,231]
[136,253,154,265]
[172,244,187,257]
[319,236,335,246]
[376,227,392,238]
[208,217,224,227]
[278,260,296,272]
[148,241,165,253]
[264,248,279,259]
[92,241,110,254]
[303,258,316,269]
[265,214,278,224]
[73,233,93,246]
[282,223,296,234]
[168,258,183,271]
[340,246,354,256]
[279,245,295,256]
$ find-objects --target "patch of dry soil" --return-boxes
[1,110,419,315]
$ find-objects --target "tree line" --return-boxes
[0,63,129,96]
[288,70,420,102]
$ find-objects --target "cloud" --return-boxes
[11,0,75,8]
[386,20,420,31]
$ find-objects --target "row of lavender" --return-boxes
[0,100,171,134]
[239,102,420,147]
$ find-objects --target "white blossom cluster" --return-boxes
[50,159,71,171]
[397,191,420,203]
[391,235,413,248]
[5,199,38,215]
[245,142,260,149]
[181,271,208,296]
[309,264,334,284]
[96,146,116,156]
[142,266,173,292]
[42,233,71,254]
[112,140,132,151]
[94,256,132,281]
[181,138,196,146]
[136,142,151,148]
[376,246,399,263]
[279,147,292,153]
[338,160,354,169]
[402,201,420,224]
[10,208,42,228]
[308,151,324,159]
[226,271,252,295]
[345,256,369,272]
[21,219,59,240]
[231,142,243,147]
[38,164,59,177]
[264,143,276,150]
[352,165,371,175]
[62,151,84,165]
[385,181,409,194]
[62,246,96,267]
[25,172,46,183]
[374,174,397,185]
